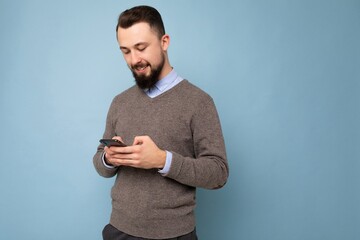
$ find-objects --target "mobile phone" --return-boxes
[99,139,127,147]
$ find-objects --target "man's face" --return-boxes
[117,22,168,89]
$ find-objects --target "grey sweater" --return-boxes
[93,80,229,239]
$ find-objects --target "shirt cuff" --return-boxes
[158,151,172,175]
[102,152,116,169]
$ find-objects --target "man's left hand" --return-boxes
[105,135,166,169]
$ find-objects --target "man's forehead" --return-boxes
[118,22,152,37]
[117,22,158,46]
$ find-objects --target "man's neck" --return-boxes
[158,59,173,80]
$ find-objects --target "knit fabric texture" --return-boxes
[93,80,229,239]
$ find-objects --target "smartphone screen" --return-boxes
[99,139,127,147]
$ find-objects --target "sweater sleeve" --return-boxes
[164,98,229,189]
[93,98,119,178]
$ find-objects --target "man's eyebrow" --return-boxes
[120,42,148,48]
[134,42,148,47]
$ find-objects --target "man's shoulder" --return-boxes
[178,80,213,102]
[112,85,139,102]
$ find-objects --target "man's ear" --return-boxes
[161,34,170,51]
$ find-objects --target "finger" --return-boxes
[105,146,117,155]
[108,146,136,154]
[113,158,139,167]
[113,152,139,160]
[112,136,124,142]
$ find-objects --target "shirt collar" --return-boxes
[153,69,178,92]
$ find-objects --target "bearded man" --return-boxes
[93,5,229,240]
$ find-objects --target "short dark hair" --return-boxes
[116,5,165,39]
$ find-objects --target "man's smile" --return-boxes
[133,63,150,74]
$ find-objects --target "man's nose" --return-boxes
[130,52,142,65]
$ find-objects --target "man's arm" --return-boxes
[93,99,119,178]
[164,98,229,189]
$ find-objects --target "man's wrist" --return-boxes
[158,150,167,169]
[102,152,116,169]
[158,151,172,174]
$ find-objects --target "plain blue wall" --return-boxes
[0,0,359,239]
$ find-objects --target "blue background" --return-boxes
[1,0,359,239]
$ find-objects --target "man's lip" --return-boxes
[134,65,149,73]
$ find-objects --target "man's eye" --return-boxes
[138,47,146,51]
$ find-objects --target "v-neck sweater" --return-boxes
[93,80,229,239]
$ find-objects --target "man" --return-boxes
[93,5,229,240]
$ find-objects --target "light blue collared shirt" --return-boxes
[103,69,183,175]
[146,69,183,99]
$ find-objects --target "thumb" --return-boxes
[133,136,145,146]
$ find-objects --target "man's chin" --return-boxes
[134,76,158,90]
[131,61,163,89]
[134,72,149,79]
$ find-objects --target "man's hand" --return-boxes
[104,136,166,169]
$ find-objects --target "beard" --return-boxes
[130,55,165,90]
